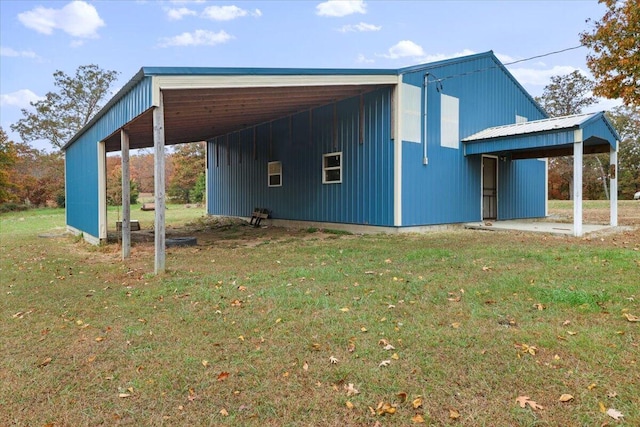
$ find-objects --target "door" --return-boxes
[482,156,497,220]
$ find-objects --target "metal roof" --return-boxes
[462,111,620,159]
[462,112,609,141]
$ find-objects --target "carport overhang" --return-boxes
[71,67,400,273]
[462,111,621,237]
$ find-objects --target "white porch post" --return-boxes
[121,129,131,259]
[153,91,166,274]
[573,130,583,237]
[610,145,618,227]
[393,77,403,227]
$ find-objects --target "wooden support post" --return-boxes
[573,131,583,237]
[610,145,618,227]
[153,92,166,274]
[121,129,131,259]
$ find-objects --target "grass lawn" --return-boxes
[1,204,638,426]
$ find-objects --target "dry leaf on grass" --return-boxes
[412,396,423,409]
[345,383,359,396]
[606,408,623,420]
[303,361,309,371]
[449,408,461,419]
[376,401,396,415]
[396,392,407,403]
[379,360,391,367]
[346,401,354,409]
[217,371,230,381]
[623,313,639,322]
[515,396,543,410]
[220,408,229,417]
[38,357,52,368]
[329,356,339,364]
[411,414,425,423]
[559,394,574,402]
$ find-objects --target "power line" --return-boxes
[428,45,585,84]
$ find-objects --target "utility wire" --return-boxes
[428,45,585,84]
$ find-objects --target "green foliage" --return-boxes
[607,106,640,198]
[10,65,119,150]
[168,142,205,203]
[106,165,139,206]
[189,172,206,204]
[580,0,640,107]
[536,71,597,117]
[0,127,18,203]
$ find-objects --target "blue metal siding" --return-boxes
[465,130,577,156]
[65,77,154,237]
[207,88,394,226]
[401,54,547,225]
[499,159,546,219]
[65,136,99,237]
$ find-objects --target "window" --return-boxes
[323,152,342,184]
[440,94,459,149]
[268,161,282,187]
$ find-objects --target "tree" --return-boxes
[536,71,606,199]
[11,65,119,150]
[607,105,640,199]
[106,164,139,206]
[168,142,206,203]
[0,128,18,203]
[580,0,640,108]
[536,71,597,117]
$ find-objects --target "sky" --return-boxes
[0,0,619,152]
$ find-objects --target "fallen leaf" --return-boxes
[220,408,229,417]
[95,336,104,342]
[391,353,399,360]
[599,401,607,413]
[482,265,492,271]
[623,313,639,322]
[607,391,618,398]
[379,360,391,367]
[378,338,391,347]
[534,303,545,310]
[346,401,354,409]
[559,394,574,402]
[515,396,543,410]
[449,408,461,419]
[360,327,368,333]
[118,393,131,398]
[38,357,52,368]
[202,360,209,368]
[562,320,571,326]
[606,408,623,420]
[237,286,247,291]
[345,383,359,396]
[340,307,350,312]
[303,361,309,371]
[412,396,423,409]
[588,383,597,391]
[412,414,425,423]
[217,372,230,381]
[376,401,396,415]
[383,344,395,351]
[396,392,407,403]
[567,331,578,336]
[329,356,339,364]
[451,322,461,329]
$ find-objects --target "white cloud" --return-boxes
[507,65,579,86]
[418,49,476,64]
[339,22,380,33]
[166,7,197,20]
[158,29,233,47]
[380,40,425,59]
[202,5,260,21]
[316,0,366,17]
[0,89,43,108]
[356,53,374,64]
[18,1,105,38]
[0,46,38,58]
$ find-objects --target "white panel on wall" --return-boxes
[401,83,422,143]
[441,94,459,149]
[516,114,528,123]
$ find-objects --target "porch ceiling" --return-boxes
[102,84,391,152]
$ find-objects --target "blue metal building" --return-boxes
[63,51,620,272]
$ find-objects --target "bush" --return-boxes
[0,203,29,213]
[55,192,65,208]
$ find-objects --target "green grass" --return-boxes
[1,207,639,426]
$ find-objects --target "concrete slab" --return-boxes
[464,220,615,236]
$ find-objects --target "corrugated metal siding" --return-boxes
[464,130,577,156]
[65,77,154,237]
[498,159,546,219]
[582,116,618,150]
[400,54,547,225]
[207,88,394,226]
[65,137,99,237]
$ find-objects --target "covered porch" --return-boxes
[462,111,620,237]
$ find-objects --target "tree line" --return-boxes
[1,0,638,209]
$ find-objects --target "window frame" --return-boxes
[322,151,342,184]
[267,161,282,187]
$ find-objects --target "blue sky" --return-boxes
[0,0,618,151]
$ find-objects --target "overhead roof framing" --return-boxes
[92,70,399,152]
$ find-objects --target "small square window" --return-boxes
[268,161,282,187]
[323,152,342,184]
